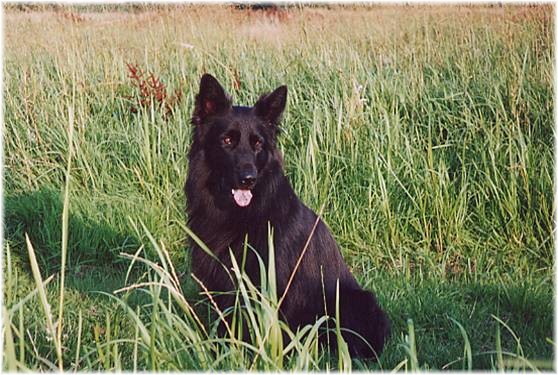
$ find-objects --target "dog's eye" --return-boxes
[254,139,263,149]
[222,136,232,146]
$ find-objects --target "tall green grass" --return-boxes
[3,4,554,371]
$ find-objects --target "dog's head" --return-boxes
[191,74,287,208]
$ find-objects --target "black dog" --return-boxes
[185,74,389,358]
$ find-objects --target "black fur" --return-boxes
[185,74,390,359]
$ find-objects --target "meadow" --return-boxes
[3,4,554,371]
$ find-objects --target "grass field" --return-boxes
[3,4,554,371]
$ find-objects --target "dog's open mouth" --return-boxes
[232,189,253,207]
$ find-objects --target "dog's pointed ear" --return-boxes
[254,85,287,125]
[192,74,232,125]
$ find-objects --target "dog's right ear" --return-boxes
[254,85,287,126]
[192,74,232,125]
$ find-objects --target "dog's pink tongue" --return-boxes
[232,189,253,207]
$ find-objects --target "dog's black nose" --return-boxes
[239,174,256,188]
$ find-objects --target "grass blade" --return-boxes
[3,307,18,371]
[449,317,472,370]
[56,104,75,370]
[25,233,63,369]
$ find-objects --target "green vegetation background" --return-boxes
[3,4,554,371]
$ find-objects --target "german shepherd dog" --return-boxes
[186,74,389,359]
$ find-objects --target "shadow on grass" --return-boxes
[373,275,553,370]
[4,187,142,293]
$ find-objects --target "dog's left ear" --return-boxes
[192,74,232,125]
[254,85,287,125]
